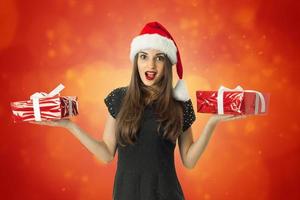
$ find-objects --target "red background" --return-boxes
[1,0,300,199]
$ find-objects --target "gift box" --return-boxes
[196,86,270,115]
[10,84,79,122]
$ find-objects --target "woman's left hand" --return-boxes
[209,114,248,124]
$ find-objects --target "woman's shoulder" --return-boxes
[104,86,128,118]
[109,86,128,97]
[114,86,128,93]
[106,86,128,101]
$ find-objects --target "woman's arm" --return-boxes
[30,113,117,164]
[67,114,117,164]
[178,114,246,169]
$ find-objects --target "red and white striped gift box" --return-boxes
[10,84,79,122]
[10,96,78,122]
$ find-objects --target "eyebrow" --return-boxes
[139,51,165,56]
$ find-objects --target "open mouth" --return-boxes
[145,71,157,81]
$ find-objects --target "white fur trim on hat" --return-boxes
[173,79,190,102]
[130,33,178,64]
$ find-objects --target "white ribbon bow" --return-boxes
[217,85,266,115]
[30,84,65,121]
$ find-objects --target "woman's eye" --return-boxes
[140,54,146,59]
[156,56,165,61]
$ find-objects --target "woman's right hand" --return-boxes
[29,119,74,130]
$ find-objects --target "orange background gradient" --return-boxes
[1,0,299,199]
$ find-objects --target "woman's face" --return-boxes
[137,49,166,87]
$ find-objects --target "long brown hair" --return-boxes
[116,54,183,146]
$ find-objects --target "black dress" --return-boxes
[104,87,196,200]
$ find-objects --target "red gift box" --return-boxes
[196,86,269,115]
[10,84,79,122]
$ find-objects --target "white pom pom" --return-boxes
[173,79,190,102]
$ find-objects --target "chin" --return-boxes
[142,80,154,86]
[143,82,153,87]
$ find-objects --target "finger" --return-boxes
[221,115,235,120]
[223,117,235,121]
[42,121,57,126]
[225,115,247,121]
[240,115,247,119]
[29,121,44,125]
[29,120,54,126]
[234,115,247,120]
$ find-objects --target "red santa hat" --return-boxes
[130,21,190,102]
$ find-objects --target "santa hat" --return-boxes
[129,21,190,102]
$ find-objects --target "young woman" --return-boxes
[32,22,246,200]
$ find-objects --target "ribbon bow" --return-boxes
[217,85,266,115]
[30,84,65,121]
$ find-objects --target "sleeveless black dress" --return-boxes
[104,87,196,200]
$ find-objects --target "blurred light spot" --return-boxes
[83,3,94,15]
[77,78,86,89]
[75,37,82,44]
[191,0,199,7]
[261,68,274,78]
[54,20,73,43]
[66,69,76,80]
[274,78,287,90]
[46,29,55,41]
[245,44,251,50]
[204,193,211,200]
[245,121,255,134]
[234,7,256,29]
[258,150,262,155]
[48,49,56,58]
[191,29,199,37]
[64,170,73,179]
[81,175,89,182]
[61,43,72,56]
[213,14,220,21]
[179,18,199,33]
[68,0,77,7]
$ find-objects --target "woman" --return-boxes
[32,22,246,200]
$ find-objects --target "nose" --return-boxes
[147,58,156,69]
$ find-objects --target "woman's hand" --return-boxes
[208,114,247,125]
[29,119,74,129]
